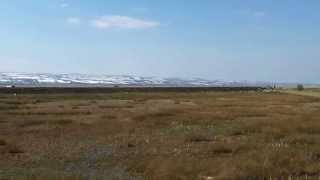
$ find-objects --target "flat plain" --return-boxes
[0,89,320,179]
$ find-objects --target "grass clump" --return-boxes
[2,144,25,154]
[0,139,7,146]
[185,132,214,143]
[210,143,234,155]
[19,119,46,127]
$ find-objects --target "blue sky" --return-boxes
[1,0,320,83]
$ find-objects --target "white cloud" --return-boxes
[235,10,266,18]
[60,2,69,8]
[91,15,159,29]
[67,17,81,24]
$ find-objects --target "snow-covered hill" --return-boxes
[0,72,269,87]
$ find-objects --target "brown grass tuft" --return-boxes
[210,143,234,155]
[51,119,73,125]
[0,139,7,146]
[7,144,24,154]
[19,119,46,127]
[185,132,213,143]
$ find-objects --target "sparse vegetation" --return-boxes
[0,90,320,179]
[297,84,304,91]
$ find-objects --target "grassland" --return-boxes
[282,88,320,98]
[0,90,320,179]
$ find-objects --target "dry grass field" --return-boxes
[283,88,320,98]
[0,90,320,179]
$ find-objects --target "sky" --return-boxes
[1,0,320,83]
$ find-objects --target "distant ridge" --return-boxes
[0,72,271,87]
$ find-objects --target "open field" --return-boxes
[282,88,320,98]
[0,89,320,179]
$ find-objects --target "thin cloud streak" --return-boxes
[67,17,81,24]
[60,3,69,8]
[253,11,266,17]
[91,15,159,29]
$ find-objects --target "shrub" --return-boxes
[297,84,304,91]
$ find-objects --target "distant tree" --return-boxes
[297,84,304,91]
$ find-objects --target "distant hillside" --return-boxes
[0,72,272,87]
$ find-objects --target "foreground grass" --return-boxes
[0,91,320,179]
